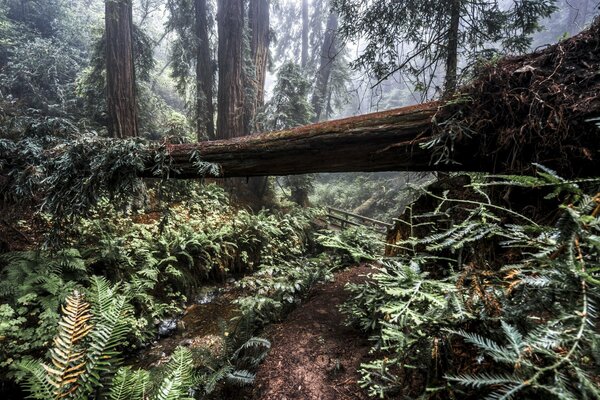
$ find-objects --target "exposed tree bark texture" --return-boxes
[311,12,338,122]
[443,0,461,96]
[216,0,244,139]
[301,0,309,68]
[195,0,215,140]
[105,0,138,138]
[248,0,270,117]
[245,0,273,206]
[149,103,443,178]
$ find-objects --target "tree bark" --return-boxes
[249,0,269,112]
[443,0,461,96]
[242,0,272,206]
[150,103,442,178]
[246,0,270,133]
[301,0,309,68]
[195,0,215,140]
[105,0,138,138]
[311,12,338,122]
[216,0,244,139]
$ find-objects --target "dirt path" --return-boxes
[249,265,374,400]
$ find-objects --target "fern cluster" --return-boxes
[342,169,600,399]
[316,226,382,265]
[0,131,219,231]
[0,184,318,383]
[18,283,198,400]
[234,256,335,327]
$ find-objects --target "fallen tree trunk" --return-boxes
[154,102,448,178]
[154,20,600,179]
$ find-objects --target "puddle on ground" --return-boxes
[130,282,242,369]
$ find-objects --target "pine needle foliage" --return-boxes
[342,170,600,399]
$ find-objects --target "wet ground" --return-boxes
[131,283,240,369]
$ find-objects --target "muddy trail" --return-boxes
[248,265,374,400]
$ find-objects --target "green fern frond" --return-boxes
[81,276,133,392]
[16,359,55,400]
[445,372,522,388]
[226,370,255,386]
[153,347,194,400]
[18,290,93,400]
[446,329,515,364]
[108,367,150,400]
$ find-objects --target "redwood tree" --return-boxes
[311,11,338,122]
[195,0,214,140]
[105,0,138,138]
[216,0,244,140]
[246,0,272,202]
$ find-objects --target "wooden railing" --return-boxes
[325,206,392,234]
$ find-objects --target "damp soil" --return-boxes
[247,264,374,400]
[130,283,241,369]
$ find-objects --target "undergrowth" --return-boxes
[0,180,383,398]
[0,184,317,384]
[342,168,600,399]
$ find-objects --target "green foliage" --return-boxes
[234,257,334,326]
[0,36,84,113]
[258,62,314,131]
[342,171,600,398]
[1,183,320,390]
[316,226,382,264]
[17,286,197,400]
[0,133,220,229]
[311,172,433,222]
[332,0,558,92]
[0,249,88,370]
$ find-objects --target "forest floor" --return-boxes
[248,264,374,400]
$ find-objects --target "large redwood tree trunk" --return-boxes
[195,0,215,140]
[246,0,272,204]
[248,0,270,119]
[152,103,442,178]
[216,0,245,140]
[105,0,138,138]
[311,12,338,122]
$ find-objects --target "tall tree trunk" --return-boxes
[246,0,272,206]
[105,0,138,138]
[443,0,460,96]
[195,0,214,140]
[216,0,244,140]
[246,0,270,134]
[301,0,309,68]
[311,12,338,123]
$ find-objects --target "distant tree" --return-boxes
[272,0,349,121]
[301,0,309,68]
[166,0,215,140]
[260,62,314,131]
[333,0,558,96]
[311,11,339,122]
[260,62,314,206]
[195,0,215,140]
[105,0,138,137]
